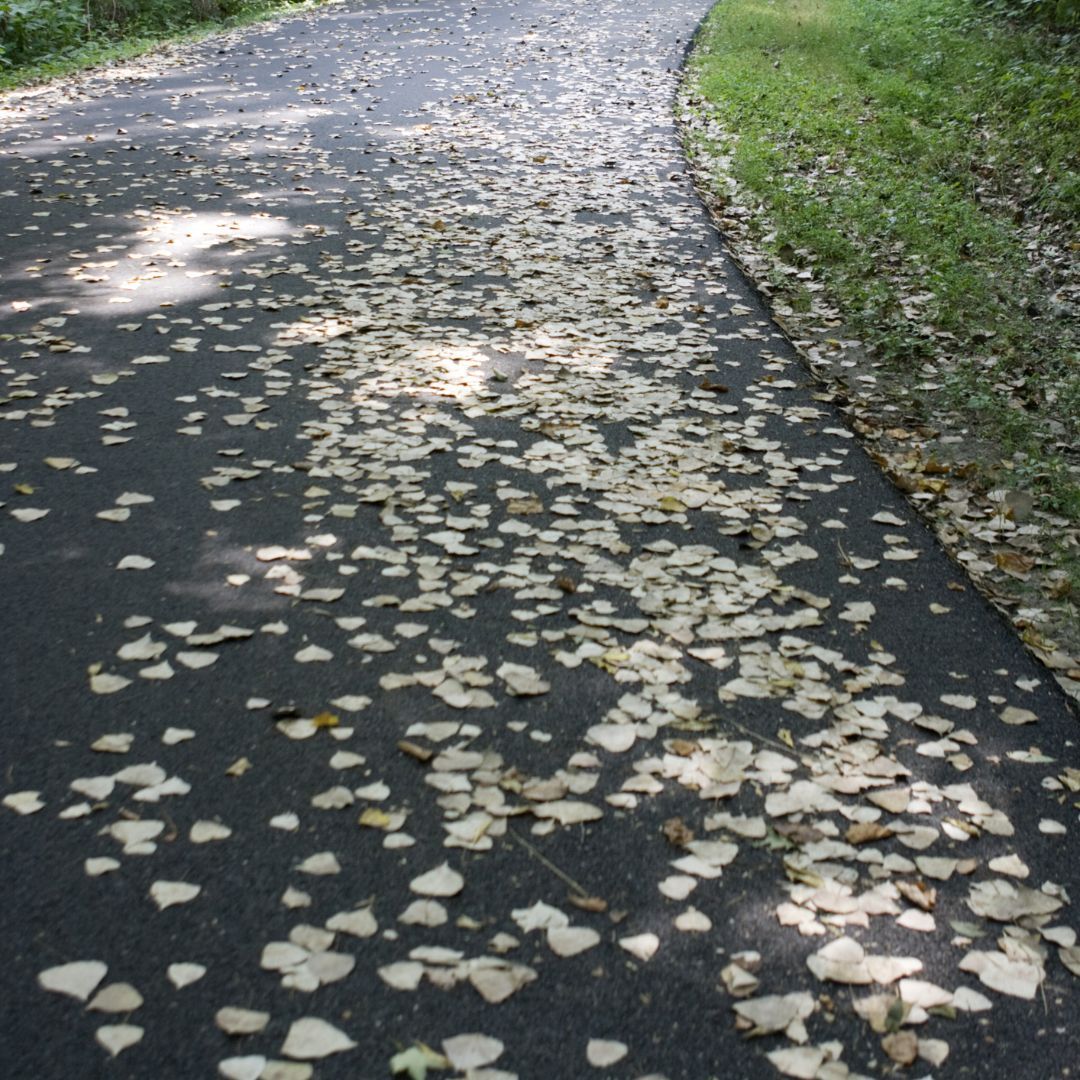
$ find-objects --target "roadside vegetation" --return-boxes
[0,0,321,87]
[683,0,1080,678]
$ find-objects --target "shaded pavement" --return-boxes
[0,1,1077,1077]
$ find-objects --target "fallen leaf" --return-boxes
[532,800,603,826]
[95,1024,144,1057]
[190,821,232,844]
[442,1033,504,1071]
[216,1007,270,1036]
[378,961,426,991]
[87,983,143,1013]
[617,933,659,962]
[959,950,1042,999]
[967,880,1062,921]
[281,1017,357,1060]
[116,555,155,571]
[38,961,108,1001]
[90,673,132,695]
[586,1039,628,1067]
[167,963,206,989]
[547,926,601,957]
[410,862,465,897]
[3,790,44,815]
[218,1057,267,1080]
[882,1030,918,1066]
[674,908,712,933]
[497,662,550,696]
[150,881,201,910]
[389,1043,450,1078]
[297,852,341,876]
[733,992,814,1039]
[294,644,333,663]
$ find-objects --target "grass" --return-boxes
[0,0,330,91]
[685,0,1080,524]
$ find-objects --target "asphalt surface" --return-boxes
[0,2,1077,1078]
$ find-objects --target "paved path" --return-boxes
[1,2,1077,1077]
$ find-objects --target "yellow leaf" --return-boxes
[390,1042,449,1079]
[359,808,393,830]
[226,757,252,777]
[658,496,687,512]
[784,863,823,888]
[506,497,544,515]
[312,711,339,729]
[14,483,34,495]
[777,728,795,749]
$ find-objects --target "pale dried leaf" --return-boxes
[280,1018,357,1060]
[547,926,601,957]
[167,963,206,989]
[409,862,464,898]
[150,881,201,910]
[618,933,659,963]
[586,1039,628,1067]
[216,1007,270,1036]
[442,1033,505,1071]
[95,1024,144,1057]
[38,960,108,1001]
[88,983,143,1013]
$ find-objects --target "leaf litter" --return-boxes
[1,0,1077,1076]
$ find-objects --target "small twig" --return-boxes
[397,739,433,763]
[724,718,793,754]
[505,827,589,897]
[836,539,854,570]
[161,810,180,843]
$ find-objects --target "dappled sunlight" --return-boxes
[352,343,497,403]
[337,343,622,404]
[134,208,293,256]
[35,209,295,317]
[161,534,293,614]
[175,103,335,132]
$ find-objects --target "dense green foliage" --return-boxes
[0,0,305,71]
[688,0,1079,518]
[978,0,1080,29]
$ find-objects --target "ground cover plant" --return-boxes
[684,0,1080,670]
[0,0,319,85]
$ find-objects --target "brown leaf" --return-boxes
[896,880,937,911]
[668,739,699,757]
[845,822,894,845]
[567,894,608,913]
[507,497,544,515]
[882,1030,918,1066]
[774,822,825,846]
[662,817,695,848]
[995,551,1035,579]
